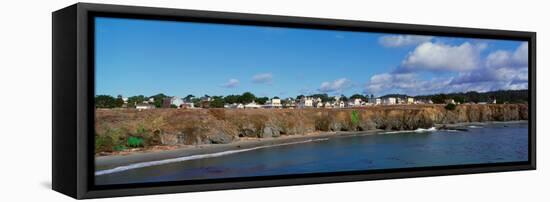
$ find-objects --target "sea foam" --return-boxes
[380,127,437,134]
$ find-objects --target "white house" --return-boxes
[315,101,323,108]
[337,100,345,108]
[445,99,456,105]
[352,98,362,106]
[136,103,155,110]
[382,97,397,105]
[369,98,382,105]
[201,96,212,102]
[324,101,333,108]
[407,97,415,104]
[164,96,184,108]
[284,98,296,108]
[180,102,194,109]
[264,98,283,108]
[245,101,261,109]
[225,103,244,109]
[298,97,314,108]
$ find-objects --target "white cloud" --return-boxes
[379,35,433,47]
[365,73,453,95]
[486,42,528,68]
[221,79,239,88]
[513,42,528,64]
[252,73,273,84]
[452,42,529,91]
[400,42,484,72]
[366,42,528,95]
[319,78,352,93]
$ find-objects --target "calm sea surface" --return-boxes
[95,122,528,185]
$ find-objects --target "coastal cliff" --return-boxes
[95,104,528,153]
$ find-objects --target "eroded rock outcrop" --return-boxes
[95,104,528,148]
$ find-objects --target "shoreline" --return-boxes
[95,120,527,172]
[95,129,382,171]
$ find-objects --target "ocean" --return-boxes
[95,121,528,185]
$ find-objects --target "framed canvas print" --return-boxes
[52,3,536,199]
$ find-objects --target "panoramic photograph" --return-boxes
[94,17,529,185]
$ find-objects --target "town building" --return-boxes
[369,97,382,105]
[264,98,283,108]
[180,102,194,109]
[163,96,184,108]
[444,99,456,105]
[352,98,362,106]
[337,100,345,108]
[244,101,261,109]
[382,97,397,105]
[225,103,244,109]
[298,97,314,108]
[136,103,155,110]
[324,101,333,108]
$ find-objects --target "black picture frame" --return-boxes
[52,2,536,199]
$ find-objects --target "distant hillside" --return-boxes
[412,89,528,104]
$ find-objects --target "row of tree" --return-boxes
[95,89,528,108]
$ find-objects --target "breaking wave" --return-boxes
[380,127,437,134]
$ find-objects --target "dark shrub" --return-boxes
[445,103,457,110]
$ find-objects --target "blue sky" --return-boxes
[95,17,528,98]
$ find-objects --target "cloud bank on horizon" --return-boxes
[364,35,528,96]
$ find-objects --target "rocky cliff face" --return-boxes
[95,104,528,151]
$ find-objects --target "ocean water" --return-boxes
[95,122,528,185]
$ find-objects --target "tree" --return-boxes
[191,97,201,107]
[340,94,348,102]
[452,95,466,104]
[256,97,269,104]
[350,94,366,101]
[127,95,147,107]
[114,97,124,107]
[95,95,117,108]
[296,94,305,100]
[311,93,329,102]
[209,98,225,108]
[224,94,240,104]
[273,96,280,99]
[184,94,195,102]
[445,103,457,110]
[431,94,447,104]
[150,93,169,108]
[239,92,256,104]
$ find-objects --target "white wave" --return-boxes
[442,129,460,132]
[414,127,437,132]
[380,131,406,134]
[468,125,482,128]
[380,127,437,134]
[95,138,329,176]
